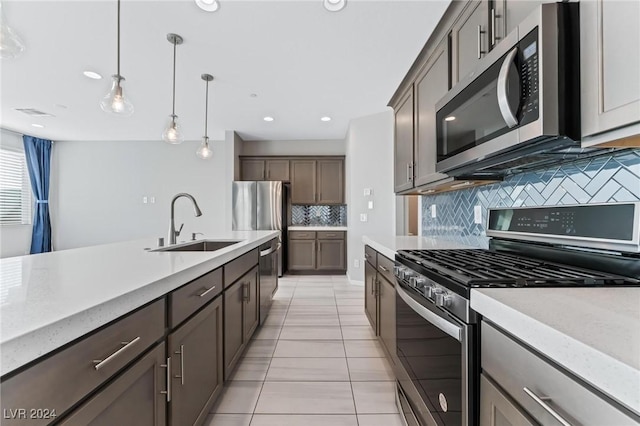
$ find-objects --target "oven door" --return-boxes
[435,27,540,175]
[396,284,474,426]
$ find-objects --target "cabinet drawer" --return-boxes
[170,267,222,328]
[377,254,395,286]
[0,299,165,426]
[224,248,258,289]
[317,231,345,240]
[364,245,377,267]
[481,322,638,425]
[289,231,316,240]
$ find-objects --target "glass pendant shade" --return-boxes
[100,75,134,116]
[196,137,213,159]
[163,115,184,144]
[0,5,25,59]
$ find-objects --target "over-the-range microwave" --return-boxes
[435,3,582,177]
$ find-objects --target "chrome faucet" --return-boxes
[169,193,203,244]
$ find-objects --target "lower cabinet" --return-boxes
[288,231,346,273]
[288,239,316,270]
[224,266,259,379]
[364,260,378,332]
[59,343,167,426]
[377,274,396,362]
[317,239,346,270]
[479,374,535,426]
[168,297,223,426]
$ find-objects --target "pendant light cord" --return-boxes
[172,40,177,119]
[204,79,209,137]
[116,0,121,77]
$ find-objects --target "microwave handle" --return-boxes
[497,47,520,128]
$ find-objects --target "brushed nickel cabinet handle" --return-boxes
[243,282,249,301]
[379,265,389,272]
[160,357,171,402]
[523,387,572,426]
[174,345,185,385]
[93,336,141,370]
[477,25,486,59]
[198,286,216,298]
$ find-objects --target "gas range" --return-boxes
[394,203,640,426]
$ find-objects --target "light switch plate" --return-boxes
[368,201,374,209]
[474,205,482,224]
[364,188,372,196]
[431,205,437,218]
[360,213,368,222]
[143,196,148,204]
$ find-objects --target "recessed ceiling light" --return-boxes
[445,116,456,121]
[31,124,45,128]
[83,71,103,80]
[250,93,257,98]
[263,116,274,122]
[324,0,346,12]
[195,0,219,12]
[321,116,332,122]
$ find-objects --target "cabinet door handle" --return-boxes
[93,336,141,370]
[198,286,216,298]
[160,357,171,402]
[327,233,336,237]
[406,163,410,183]
[371,277,375,295]
[243,282,249,301]
[523,387,572,426]
[491,8,496,47]
[175,345,185,385]
[379,265,389,272]
[477,25,486,59]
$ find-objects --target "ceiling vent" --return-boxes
[13,108,54,117]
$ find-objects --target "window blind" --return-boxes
[0,148,32,225]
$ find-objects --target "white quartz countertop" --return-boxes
[362,235,476,260]
[288,226,348,231]
[0,230,279,376]
[472,287,640,416]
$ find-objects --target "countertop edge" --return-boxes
[0,231,278,376]
[471,289,640,416]
[362,236,396,260]
[288,226,348,231]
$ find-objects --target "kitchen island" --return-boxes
[0,230,278,377]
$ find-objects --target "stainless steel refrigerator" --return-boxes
[232,181,286,277]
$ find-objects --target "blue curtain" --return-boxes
[23,135,52,254]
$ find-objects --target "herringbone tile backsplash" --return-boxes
[421,149,640,248]
[291,205,347,226]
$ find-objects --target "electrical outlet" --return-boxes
[368,201,374,209]
[142,196,148,204]
[150,196,156,204]
[354,259,360,268]
[360,213,368,222]
[431,204,437,218]
[474,205,482,224]
[315,209,322,217]
[363,188,372,196]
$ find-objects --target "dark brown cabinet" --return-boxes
[59,343,167,426]
[240,158,291,181]
[394,86,415,193]
[224,266,259,379]
[290,159,317,204]
[288,231,346,273]
[377,273,395,362]
[451,0,489,84]
[364,260,378,333]
[291,158,344,205]
[168,297,223,426]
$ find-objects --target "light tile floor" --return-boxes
[205,275,403,426]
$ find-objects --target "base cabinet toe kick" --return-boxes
[0,241,276,426]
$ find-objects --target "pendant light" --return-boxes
[162,33,184,144]
[323,0,346,12]
[196,74,214,159]
[0,2,25,59]
[100,0,134,116]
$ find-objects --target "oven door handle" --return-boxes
[397,285,462,342]
[497,47,520,128]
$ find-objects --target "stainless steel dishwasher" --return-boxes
[258,239,279,324]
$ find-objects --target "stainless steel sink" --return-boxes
[153,240,242,252]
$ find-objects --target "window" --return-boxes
[0,147,32,225]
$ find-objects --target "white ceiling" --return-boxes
[0,0,450,142]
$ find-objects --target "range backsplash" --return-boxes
[291,205,347,227]
[421,149,640,248]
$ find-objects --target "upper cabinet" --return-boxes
[451,0,489,84]
[393,86,415,193]
[291,157,344,205]
[492,1,540,48]
[414,39,450,187]
[580,0,640,140]
[240,158,290,181]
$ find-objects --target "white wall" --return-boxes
[242,139,345,156]
[0,129,32,258]
[50,134,237,250]
[345,110,395,282]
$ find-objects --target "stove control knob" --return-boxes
[393,266,402,277]
[394,266,408,279]
[424,285,437,298]
[435,291,452,308]
[403,270,415,280]
[409,276,426,288]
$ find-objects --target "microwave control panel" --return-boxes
[518,28,539,126]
